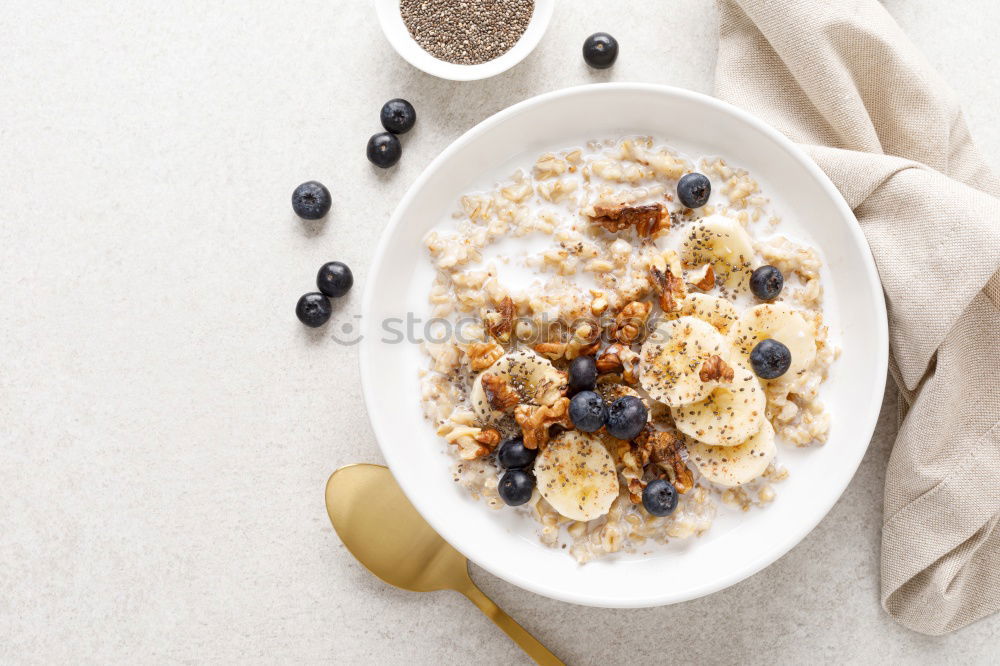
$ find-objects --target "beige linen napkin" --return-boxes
[714,0,1000,635]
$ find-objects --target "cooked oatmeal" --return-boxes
[419,137,837,563]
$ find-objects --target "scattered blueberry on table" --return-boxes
[677,172,711,208]
[317,261,354,298]
[498,469,534,506]
[295,292,332,328]
[582,32,619,69]
[750,338,792,379]
[497,435,536,470]
[567,355,598,394]
[380,98,417,134]
[367,131,402,168]
[749,265,784,301]
[569,390,607,433]
[291,181,332,220]
[642,478,678,517]
[605,395,647,441]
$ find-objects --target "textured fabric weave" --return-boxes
[715,0,1000,635]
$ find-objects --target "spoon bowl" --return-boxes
[325,464,563,665]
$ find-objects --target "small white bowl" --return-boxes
[373,0,554,81]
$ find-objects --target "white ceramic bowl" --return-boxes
[360,83,888,607]
[373,0,554,81]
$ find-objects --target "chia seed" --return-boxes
[400,0,535,65]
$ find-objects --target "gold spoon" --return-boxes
[325,464,564,666]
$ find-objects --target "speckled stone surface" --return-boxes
[2,1,999,663]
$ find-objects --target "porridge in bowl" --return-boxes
[418,137,837,563]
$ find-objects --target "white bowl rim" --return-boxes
[359,82,889,607]
[372,0,555,81]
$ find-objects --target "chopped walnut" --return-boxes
[596,343,640,383]
[466,341,504,371]
[688,263,716,291]
[611,301,652,344]
[590,203,669,236]
[699,355,734,383]
[483,296,515,343]
[514,397,572,449]
[649,266,686,313]
[481,373,520,412]
[648,431,693,494]
[474,427,501,450]
[533,342,565,360]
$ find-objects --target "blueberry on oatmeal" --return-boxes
[497,436,536,470]
[642,479,678,517]
[569,390,607,433]
[498,469,534,506]
[677,172,711,208]
[605,395,647,441]
[750,338,792,379]
[750,265,784,301]
[568,355,598,393]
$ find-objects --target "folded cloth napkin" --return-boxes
[714,0,1000,635]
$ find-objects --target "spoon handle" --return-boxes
[458,580,564,666]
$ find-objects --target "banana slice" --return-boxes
[669,293,740,334]
[728,303,817,381]
[470,349,567,422]
[670,363,766,446]
[688,420,776,486]
[639,316,728,406]
[679,214,755,289]
[534,430,619,521]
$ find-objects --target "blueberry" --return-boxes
[367,132,402,168]
[296,292,332,328]
[317,261,354,298]
[582,32,619,69]
[498,469,534,506]
[380,98,416,134]
[497,436,536,470]
[291,181,332,220]
[677,172,711,208]
[750,338,792,379]
[749,265,784,301]
[569,391,607,433]
[642,478,678,517]
[605,395,647,440]
[568,355,598,394]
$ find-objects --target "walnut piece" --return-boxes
[596,343,640,383]
[514,397,572,449]
[699,355,735,383]
[611,301,652,344]
[590,203,670,236]
[649,266,686,313]
[481,373,520,412]
[648,430,694,494]
[483,296,515,343]
[466,341,504,371]
[688,263,716,291]
[474,427,501,450]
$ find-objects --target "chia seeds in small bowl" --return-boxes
[374,0,554,81]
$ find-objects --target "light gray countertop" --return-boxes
[2,0,998,663]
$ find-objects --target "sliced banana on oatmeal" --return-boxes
[728,303,817,381]
[687,420,776,486]
[638,316,728,406]
[534,430,619,521]
[679,214,756,289]
[469,348,567,422]
[670,363,766,446]
[669,293,740,334]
